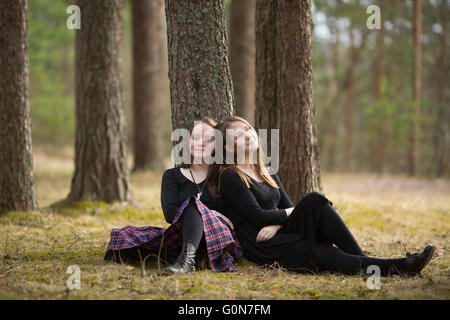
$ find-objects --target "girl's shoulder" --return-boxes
[162,167,182,180]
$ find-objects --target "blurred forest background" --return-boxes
[27,0,449,178]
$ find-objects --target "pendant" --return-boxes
[197,192,202,199]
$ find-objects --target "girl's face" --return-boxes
[190,122,216,164]
[226,121,259,158]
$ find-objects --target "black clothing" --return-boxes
[161,167,225,224]
[314,203,365,256]
[220,169,330,272]
[161,167,224,252]
[312,242,407,276]
[220,168,408,275]
[182,201,205,250]
[220,169,292,229]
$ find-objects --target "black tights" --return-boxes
[181,196,410,276]
[291,199,408,275]
[181,201,204,251]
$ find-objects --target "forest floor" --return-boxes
[0,145,449,300]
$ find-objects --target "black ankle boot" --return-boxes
[164,242,197,275]
[403,245,436,276]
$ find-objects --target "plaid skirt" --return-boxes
[104,196,242,272]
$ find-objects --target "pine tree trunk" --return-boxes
[433,0,449,178]
[344,26,355,172]
[132,0,165,171]
[409,0,422,176]
[256,0,322,203]
[371,22,386,174]
[165,0,234,131]
[255,0,278,136]
[67,0,132,203]
[229,0,256,125]
[0,0,38,213]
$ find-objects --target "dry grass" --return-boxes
[0,146,449,300]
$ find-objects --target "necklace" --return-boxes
[189,168,206,200]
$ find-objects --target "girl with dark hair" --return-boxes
[105,117,241,274]
[208,116,435,276]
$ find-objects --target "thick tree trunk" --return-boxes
[0,0,38,213]
[165,0,234,131]
[132,0,165,171]
[255,0,322,203]
[229,0,256,125]
[255,0,278,137]
[433,0,449,178]
[409,0,422,176]
[67,0,132,203]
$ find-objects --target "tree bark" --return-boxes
[132,0,165,171]
[67,0,132,203]
[409,0,422,176]
[255,0,322,203]
[433,0,449,178]
[371,20,387,174]
[344,25,355,172]
[0,0,38,213]
[165,0,234,131]
[255,0,278,137]
[229,0,256,125]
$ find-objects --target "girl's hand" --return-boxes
[256,225,282,242]
[210,210,234,230]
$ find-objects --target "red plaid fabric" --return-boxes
[104,196,242,272]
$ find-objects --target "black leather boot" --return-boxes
[164,241,196,275]
[403,245,436,276]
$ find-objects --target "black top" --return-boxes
[219,168,332,272]
[160,167,225,224]
[219,168,293,229]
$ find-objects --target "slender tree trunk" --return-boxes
[165,0,234,131]
[132,0,165,171]
[371,22,387,174]
[229,0,256,125]
[409,0,422,176]
[0,0,38,213]
[67,0,132,203]
[344,26,355,172]
[256,0,322,203]
[324,16,340,172]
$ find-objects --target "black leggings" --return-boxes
[181,201,204,251]
[289,198,407,276]
[182,195,409,276]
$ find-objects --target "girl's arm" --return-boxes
[220,169,289,229]
[272,174,294,209]
[160,169,180,224]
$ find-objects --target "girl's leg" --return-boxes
[182,201,204,251]
[286,192,365,256]
[316,203,365,256]
[165,201,204,274]
[312,241,407,276]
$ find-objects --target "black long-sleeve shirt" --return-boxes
[219,168,293,229]
[160,167,225,224]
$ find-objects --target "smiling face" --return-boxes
[225,120,259,162]
[190,122,216,164]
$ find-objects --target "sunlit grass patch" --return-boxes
[0,149,449,299]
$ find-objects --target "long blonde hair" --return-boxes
[207,116,278,198]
